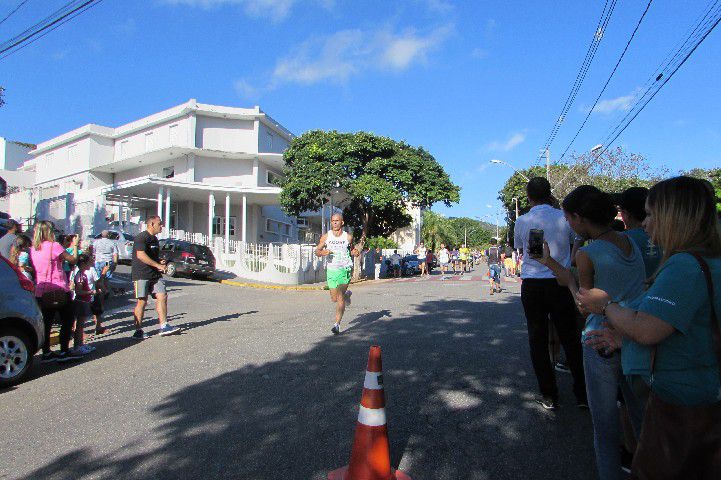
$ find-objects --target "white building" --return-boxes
[7,99,326,245]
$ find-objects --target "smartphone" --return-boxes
[529,229,544,258]
[105,261,109,267]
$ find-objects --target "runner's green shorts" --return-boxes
[327,267,351,289]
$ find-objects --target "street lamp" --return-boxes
[490,159,530,181]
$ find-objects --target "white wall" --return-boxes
[35,138,92,184]
[115,117,191,160]
[114,158,189,184]
[89,136,115,169]
[256,162,283,188]
[259,124,290,154]
[193,157,254,186]
[0,137,33,171]
[195,116,256,153]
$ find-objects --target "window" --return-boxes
[212,216,236,236]
[120,140,129,157]
[169,124,179,145]
[162,166,175,179]
[265,218,293,237]
[145,132,155,152]
[267,132,274,151]
[68,144,78,163]
[296,217,308,227]
[267,170,283,186]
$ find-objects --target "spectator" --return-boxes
[8,234,33,281]
[514,177,586,410]
[390,250,402,278]
[70,253,100,356]
[579,176,721,479]
[93,230,119,282]
[560,185,647,480]
[618,187,661,280]
[31,220,81,363]
[0,219,22,258]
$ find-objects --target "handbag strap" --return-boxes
[651,252,721,383]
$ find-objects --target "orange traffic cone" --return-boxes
[328,346,412,480]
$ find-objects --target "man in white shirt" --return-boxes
[514,177,586,410]
[390,250,402,278]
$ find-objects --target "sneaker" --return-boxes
[554,362,571,374]
[536,397,558,410]
[331,323,340,335]
[73,344,95,355]
[131,329,148,341]
[95,327,108,335]
[56,350,83,363]
[159,323,180,336]
[344,290,352,306]
[40,352,58,363]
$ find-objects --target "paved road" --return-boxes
[1,267,595,480]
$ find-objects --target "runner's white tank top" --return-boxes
[326,230,353,270]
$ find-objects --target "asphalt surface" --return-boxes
[0,266,595,480]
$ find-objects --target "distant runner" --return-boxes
[316,213,360,335]
[486,239,502,295]
[459,244,470,273]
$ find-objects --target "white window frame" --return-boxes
[145,131,155,152]
[296,217,308,227]
[169,123,179,145]
[120,140,129,157]
[266,170,283,186]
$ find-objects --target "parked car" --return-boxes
[0,256,44,388]
[91,230,134,263]
[401,255,420,276]
[158,239,216,279]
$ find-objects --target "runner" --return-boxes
[486,239,502,295]
[438,243,450,276]
[459,244,470,273]
[315,213,360,335]
[131,215,179,339]
[416,242,428,276]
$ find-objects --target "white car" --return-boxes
[92,230,135,263]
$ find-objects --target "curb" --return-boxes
[219,278,373,291]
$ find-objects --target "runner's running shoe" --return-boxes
[159,323,180,336]
[331,323,340,335]
[131,329,148,341]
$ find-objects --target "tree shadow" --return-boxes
[13,296,595,480]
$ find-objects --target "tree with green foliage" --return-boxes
[280,130,460,276]
[421,210,494,250]
[686,168,721,212]
[498,147,666,245]
[364,236,399,250]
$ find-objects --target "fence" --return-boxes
[168,229,327,285]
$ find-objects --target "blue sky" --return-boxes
[1,0,720,222]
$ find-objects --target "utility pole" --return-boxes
[512,197,519,219]
[545,148,551,181]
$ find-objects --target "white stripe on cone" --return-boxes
[363,372,383,390]
[357,405,387,427]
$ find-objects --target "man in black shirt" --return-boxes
[131,215,179,339]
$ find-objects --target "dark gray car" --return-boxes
[0,257,44,388]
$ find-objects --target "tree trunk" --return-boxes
[351,211,370,281]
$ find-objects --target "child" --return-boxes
[71,254,98,356]
[9,235,33,281]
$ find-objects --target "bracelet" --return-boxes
[602,300,616,316]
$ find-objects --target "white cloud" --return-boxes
[160,0,331,22]
[488,132,526,152]
[591,90,639,114]
[259,25,452,89]
[234,79,261,99]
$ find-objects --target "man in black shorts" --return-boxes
[131,215,179,339]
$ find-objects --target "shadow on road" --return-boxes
[16,295,595,480]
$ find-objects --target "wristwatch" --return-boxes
[602,300,616,316]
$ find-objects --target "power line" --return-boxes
[0,0,100,57]
[555,0,654,165]
[0,0,31,27]
[554,1,721,190]
[537,0,618,163]
[0,0,104,61]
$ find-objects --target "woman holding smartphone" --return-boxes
[540,185,647,480]
[579,177,721,479]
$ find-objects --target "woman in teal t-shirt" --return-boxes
[579,176,721,479]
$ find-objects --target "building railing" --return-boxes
[167,229,326,285]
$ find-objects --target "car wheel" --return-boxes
[0,328,33,388]
[166,262,178,277]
